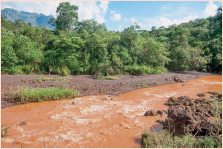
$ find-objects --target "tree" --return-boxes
[50,2,79,33]
[56,2,78,33]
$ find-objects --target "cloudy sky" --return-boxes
[1,1,222,31]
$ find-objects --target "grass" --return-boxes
[1,125,13,138]
[142,129,222,148]
[104,76,119,80]
[143,93,222,148]
[7,86,82,104]
[35,77,54,83]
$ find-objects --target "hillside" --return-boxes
[1,8,54,30]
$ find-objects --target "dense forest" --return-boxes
[1,2,222,76]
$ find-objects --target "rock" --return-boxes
[101,95,114,101]
[144,110,157,116]
[69,101,76,105]
[155,120,164,124]
[167,97,177,103]
[16,121,27,127]
[167,105,197,135]
[174,75,186,83]
[174,96,194,106]
[157,110,164,115]
[1,125,7,136]
[164,102,172,106]
[162,110,168,114]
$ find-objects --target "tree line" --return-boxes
[1,2,222,76]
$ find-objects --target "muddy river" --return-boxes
[1,75,222,148]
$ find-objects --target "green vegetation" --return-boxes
[35,77,54,83]
[197,93,206,97]
[104,76,119,80]
[143,93,222,148]
[1,125,13,138]
[142,130,222,148]
[1,3,222,76]
[7,86,81,104]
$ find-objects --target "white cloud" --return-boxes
[110,10,121,21]
[130,17,137,23]
[203,1,218,17]
[143,14,199,30]
[1,1,109,23]
[118,25,122,31]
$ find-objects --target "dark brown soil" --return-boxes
[163,94,222,136]
[1,71,220,109]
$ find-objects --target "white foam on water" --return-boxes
[75,118,101,124]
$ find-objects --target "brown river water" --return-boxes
[1,75,222,148]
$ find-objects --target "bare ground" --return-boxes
[1,71,220,109]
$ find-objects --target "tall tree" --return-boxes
[50,2,78,33]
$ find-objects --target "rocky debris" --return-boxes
[156,120,165,124]
[173,96,194,106]
[174,75,186,83]
[163,94,222,136]
[101,95,115,101]
[162,110,168,114]
[197,93,206,97]
[167,97,177,103]
[157,110,164,115]
[1,125,7,136]
[15,121,27,127]
[164,102,172,106]
[69,101,76,105]
[207,91,219,95]
[164,105,197,135]
[144,110,157,116]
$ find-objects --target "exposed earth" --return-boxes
[1,71,221,109]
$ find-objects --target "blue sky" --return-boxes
[1,1,222,31]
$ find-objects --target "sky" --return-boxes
[1,1,222,31]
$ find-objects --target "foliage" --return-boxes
[104,76,119,80]
[1,4,222,75]
[142,129,222,148]
[7,86,82,103]
[35,77,54,83]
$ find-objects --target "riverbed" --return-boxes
[1,75,222,148]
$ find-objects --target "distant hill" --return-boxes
[1,8,55,30]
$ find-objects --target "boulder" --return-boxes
[167,96,177,103]
[157,110,164,115]
[156,120,164,124]
[144,110,157,116]
[167,105,197,135]
[16,121,27,127]
[174,75,186,83]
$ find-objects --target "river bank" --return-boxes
[1,71,221,109]
[1,75,222,148]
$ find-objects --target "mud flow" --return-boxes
[1,75,222,148]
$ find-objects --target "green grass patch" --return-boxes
[8,86,82,104]
[35,77,54,83]
[197,93,206,97]
[142,129,222,148]
[104,76,119,80]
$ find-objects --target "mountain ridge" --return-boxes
[1,8,55,30]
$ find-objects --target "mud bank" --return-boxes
[1,71,220,108]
